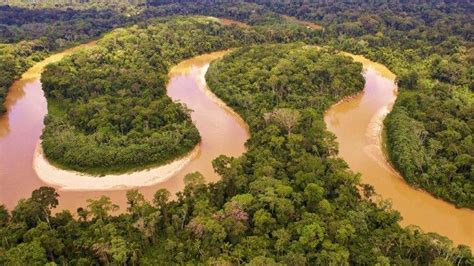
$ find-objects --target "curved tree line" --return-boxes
[0,40,47,113]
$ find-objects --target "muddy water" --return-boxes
[324,55,474,248]
[0,50,248,212]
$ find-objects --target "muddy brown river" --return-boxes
[325,54,473,248]
[0,45,472,248]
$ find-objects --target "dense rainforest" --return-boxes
[145,0,474,209]
[0,2,322,115]
[106,0,474,205]
[0,6,129,44]
[0,0,472,264]
[206,44,364,123]
[0,0,146,13]
[40,17,209,173]
[384,85,473,208]
[2,41,473,264]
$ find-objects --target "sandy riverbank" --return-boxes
[33,143,200,191]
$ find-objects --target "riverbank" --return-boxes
[2,36,472,248]
[33,142,199,191]
[168,50,250,135]
[0,41,248,211]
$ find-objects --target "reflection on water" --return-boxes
[325,62,474,248]
[0,50,248,215]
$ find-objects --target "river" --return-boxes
[324,54,474,248]
[0,44,472,249]
[0,49,248,213]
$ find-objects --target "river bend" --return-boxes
[0,49,248,212]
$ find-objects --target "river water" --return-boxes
[0,49,248,213]
[0,45,472,248]
[324,54,473,248]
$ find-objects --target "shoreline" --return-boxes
[198,64,251,135]
[168,51,251,135]
[33,142,200,191]
[29,41,202,191]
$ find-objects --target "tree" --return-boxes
[31,187,59,226]
[184,172,207,197]
[126,189,149,219]
[153,188,170,224]
[304,183,324,208]
[271,108,300,137]
[86,196,118,220]
[31,187,59,210]
[77,207,89,221]
[4,240,47,265]
[397,70,419,90]
[298,223,325,249]
[23,222,64,261]
[110,236,129,264]
[0,205,10,227]
[253,209,276,235]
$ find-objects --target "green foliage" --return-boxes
[4,240,48,265]
[86,196,119,220]
[40,18,212,173]
[1,182,472,264]
[0,0,146,13]
[0,5,129,115]
[385,85,473,208]
[145,0,284,26]
[206,44,364,130]
[0,5,129,44]
[5,42,468,265]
